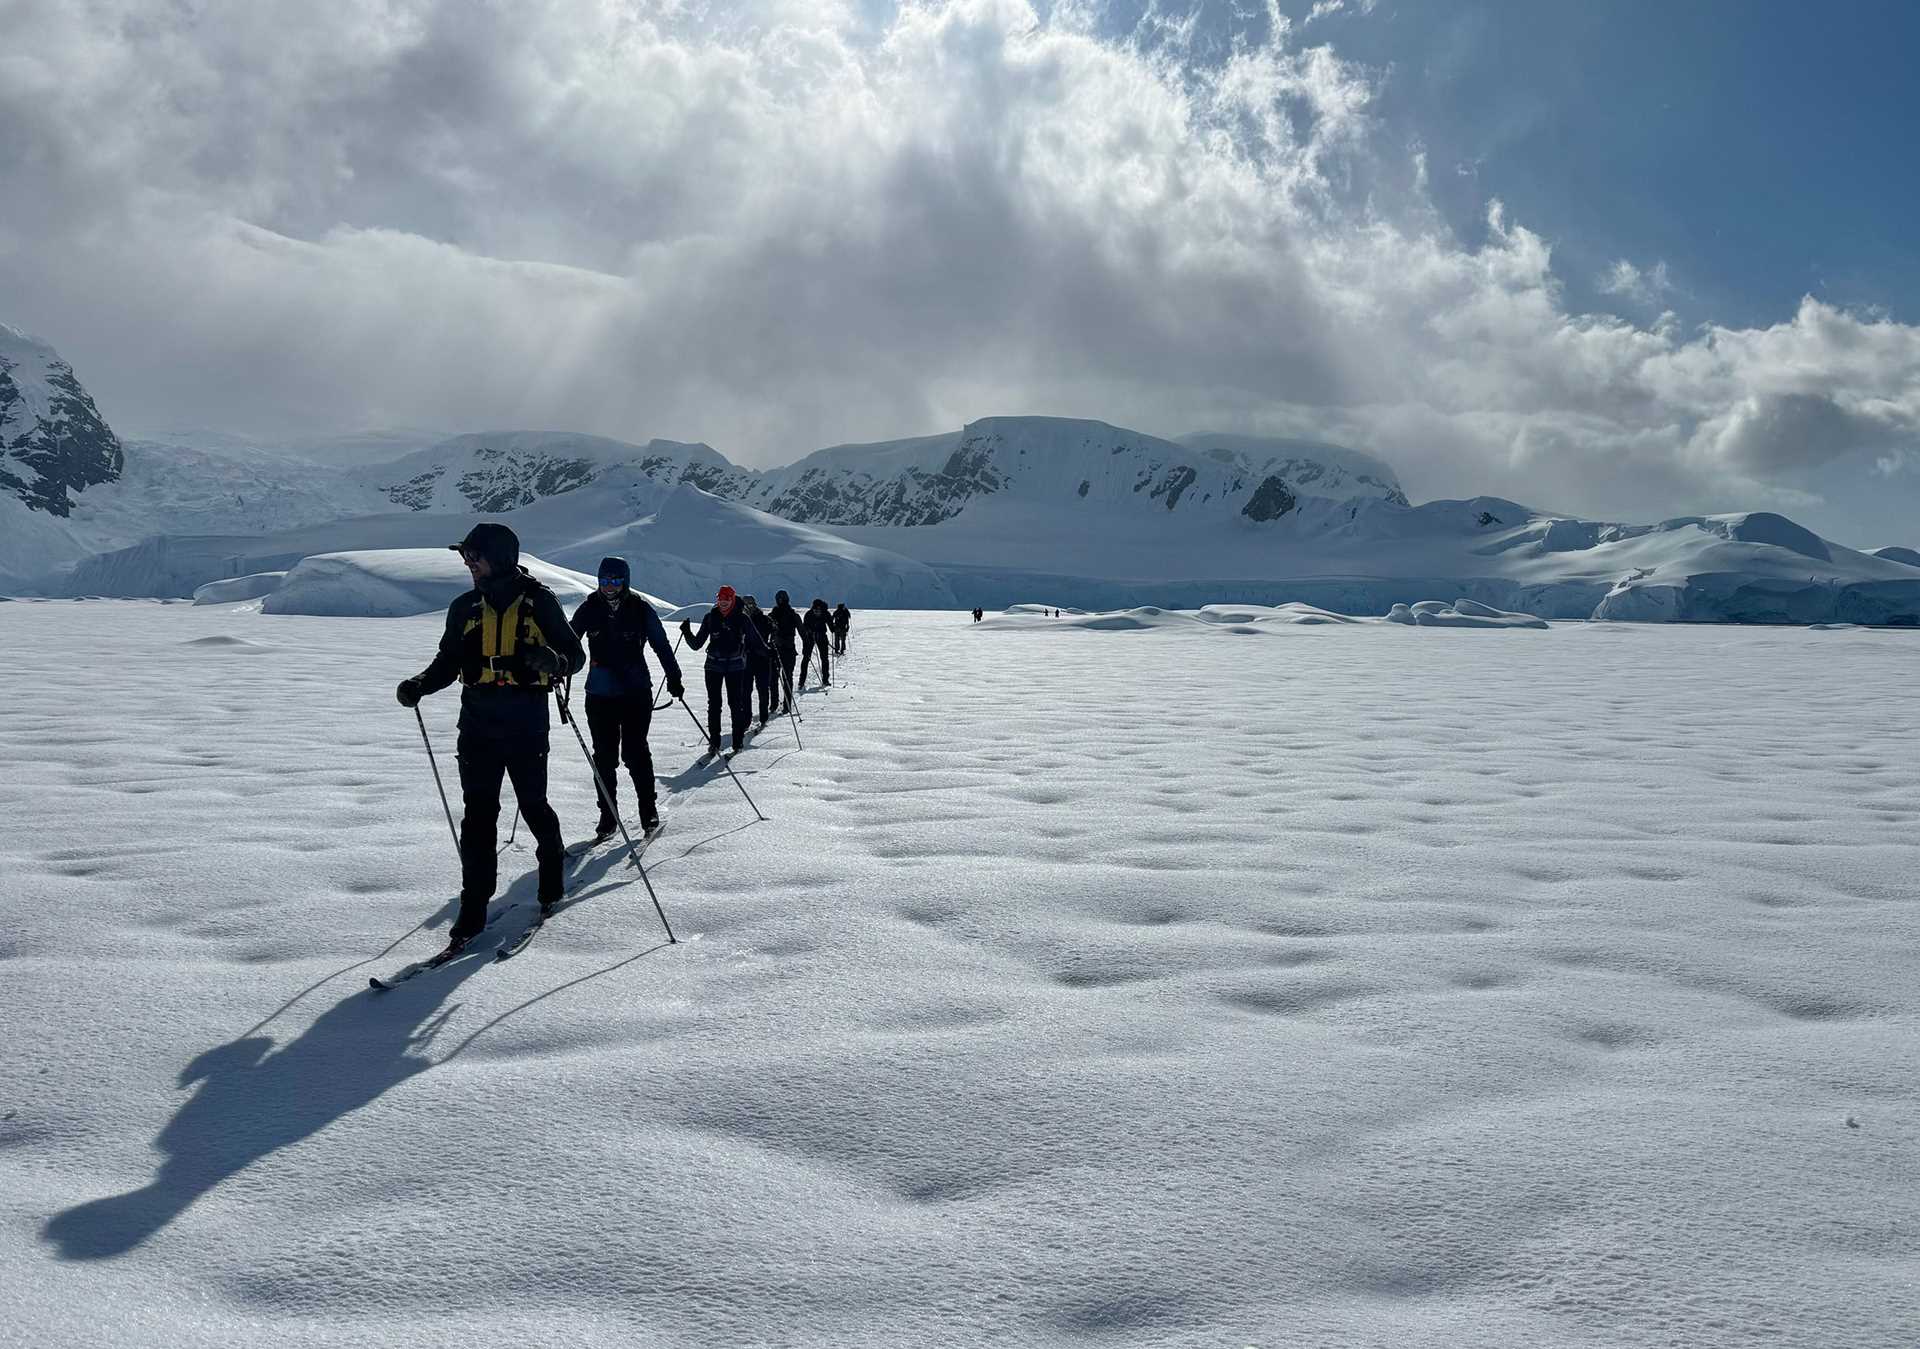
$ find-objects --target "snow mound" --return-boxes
[1196,603,1366,625]
[192,572,286,605]
[1385,599,1550,628]
[1869,545,1920,568]
[180,634,270,650]
[260,550,595,618]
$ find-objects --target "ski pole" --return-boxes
[413,705,461,863]
[651,631,685,712]
[674,695,767,821]
[555,685,676,942]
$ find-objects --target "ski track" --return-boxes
[1,603,1917,1347]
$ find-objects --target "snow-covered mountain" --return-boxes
[822,463,1920,623]
[5,325,1914,625]
[0,323,123,517]
[364,431,753,513]
[732,418,1410,528]
[65,472,956,610]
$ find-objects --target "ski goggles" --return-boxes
[598,575,627,587]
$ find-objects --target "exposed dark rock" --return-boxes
[0,350,125,517]
[1151,466,1197,510]
[1241,475,1298,522]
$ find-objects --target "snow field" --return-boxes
[1,604,1917,1346]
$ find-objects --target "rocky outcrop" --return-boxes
[0,324,124,517]
[1241,475,1298,522]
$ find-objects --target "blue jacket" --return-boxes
[569,591,681,697]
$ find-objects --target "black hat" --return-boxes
[775,589,790,605]
[597,556,630,584]
[450,522,520,570]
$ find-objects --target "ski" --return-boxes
[494,906,561,961]
[368,899,523,990]
[370,940,471,990]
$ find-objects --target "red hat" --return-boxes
[716,585,736,604]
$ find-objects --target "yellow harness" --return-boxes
[460,593,554,688]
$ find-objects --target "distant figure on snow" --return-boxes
[741,594,778,729]
[395,522,585,956]
[682,586,768,755]
[800,598,833,688]
[768,590,803,715]
[568,556,682,840]
[972,607,983,623]
[831,602,851,656]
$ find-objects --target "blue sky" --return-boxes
[1080,0,1920,328]
[1327,1,1920,328]
[4,0,1918,541]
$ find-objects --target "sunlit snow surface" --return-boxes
[3,604,1917,1347]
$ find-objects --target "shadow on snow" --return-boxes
[41,844,649,1262]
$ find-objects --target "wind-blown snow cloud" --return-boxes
[3,0,1917,534]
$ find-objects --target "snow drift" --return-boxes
[261,550,600,618]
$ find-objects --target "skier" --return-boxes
[742,594,777,729]
[568,556,683,840]
[769,590,803,713]
[395,522,585,955]
[972,607,983,622]
[681,585,768,754]
[831,602,851,656]
[800,597,832,688]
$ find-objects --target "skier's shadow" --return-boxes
[41,873,543,1262]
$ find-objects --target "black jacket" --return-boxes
[769,599,803,650]
[801,606,831,643]
[685,605,769,673]
[569,591,681,697]
[743,606,775,669]
[831,604,851,634]
[414,570,585,743]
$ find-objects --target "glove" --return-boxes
[679,619,693,636]
[524,645,563,677]
[395,678,423,708]
[667,676,685,700]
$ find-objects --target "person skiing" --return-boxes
[972,607,984,623]
[741,594,778,729]
[395,522,585,956]
[682,585,768,755]
[768,590,803,713]
[568,557,683,840]
[830,602,851,656]
[800,597,832,688]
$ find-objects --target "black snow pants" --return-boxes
[584,691,657,824]
[749,656,776,723]
[776,644,798,712]
[455,734,563,942]
[705,667,752,749]
[801,635,830,686]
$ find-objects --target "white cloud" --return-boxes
[1,0,1916,537]
[1597,258,1675,309]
